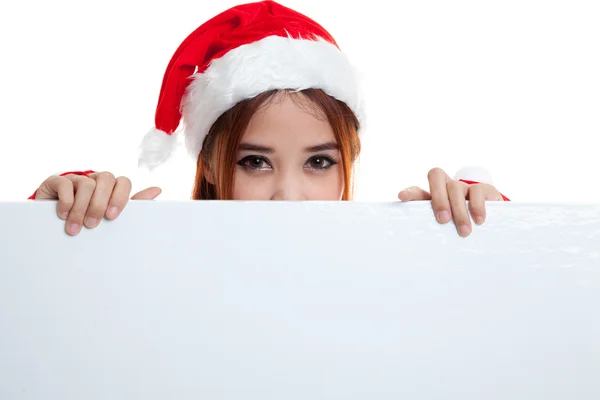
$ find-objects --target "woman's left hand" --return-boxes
[398,167,505,237]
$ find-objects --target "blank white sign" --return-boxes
[0,201,599,399]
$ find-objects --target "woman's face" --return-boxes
[230,94,344,200]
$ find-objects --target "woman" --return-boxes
[29,1,508,236]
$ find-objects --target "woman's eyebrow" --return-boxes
[305,141,339,152]
[238,142,274,153]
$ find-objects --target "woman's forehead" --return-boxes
[241,94,336,147]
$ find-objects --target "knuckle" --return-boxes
[96,171,116,182]
[467,183,483,195]
[45,175,61,184]
[63,174,81,182]
[44,175,65,189]
[59,177,74,190]
[488,185,501,195]
[116,176,132,187]
[80,178,97,191]
[427,167,443,179]
[40,177,74,200]
[482,184,502,199]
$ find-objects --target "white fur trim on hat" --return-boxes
[138,128,179,170]
[180,34,364,162]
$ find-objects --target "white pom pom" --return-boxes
[454,165,494,185]
[138,128,178,170]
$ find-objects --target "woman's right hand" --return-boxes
[33,171,161,236]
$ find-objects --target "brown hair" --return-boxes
[192,89,361,200]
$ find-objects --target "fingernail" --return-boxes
[474,216,485,225]
[85,217,98,228]
[106,206,118,219]
[459,224,471,236]
[59,211,68,219]
[437,211,451,223]
[67,223,81,235]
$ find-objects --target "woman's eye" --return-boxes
[238,156,271,170]
[306,155,337,170]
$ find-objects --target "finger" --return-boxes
[447,180,471,236]
[427,168,452,224]
[64,176,96,236]
[131,186,162,200]
[83,172,116,228]
[34,176,61,199]
[467,184,487,225]
[398,186,431,202]
[484,185,505,202]
[37,176,75,219]
[105,177,133,220]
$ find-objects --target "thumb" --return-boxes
[398,186,432,202]
[35,183,59,200]
[35,176,71,200]
[131,186,162,200]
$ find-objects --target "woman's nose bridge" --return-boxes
[271,168,305,200]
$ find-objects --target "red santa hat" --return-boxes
[138,0,364,170]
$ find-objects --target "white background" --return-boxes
[0,0,598,202]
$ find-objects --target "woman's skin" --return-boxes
[32,95,505,237]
